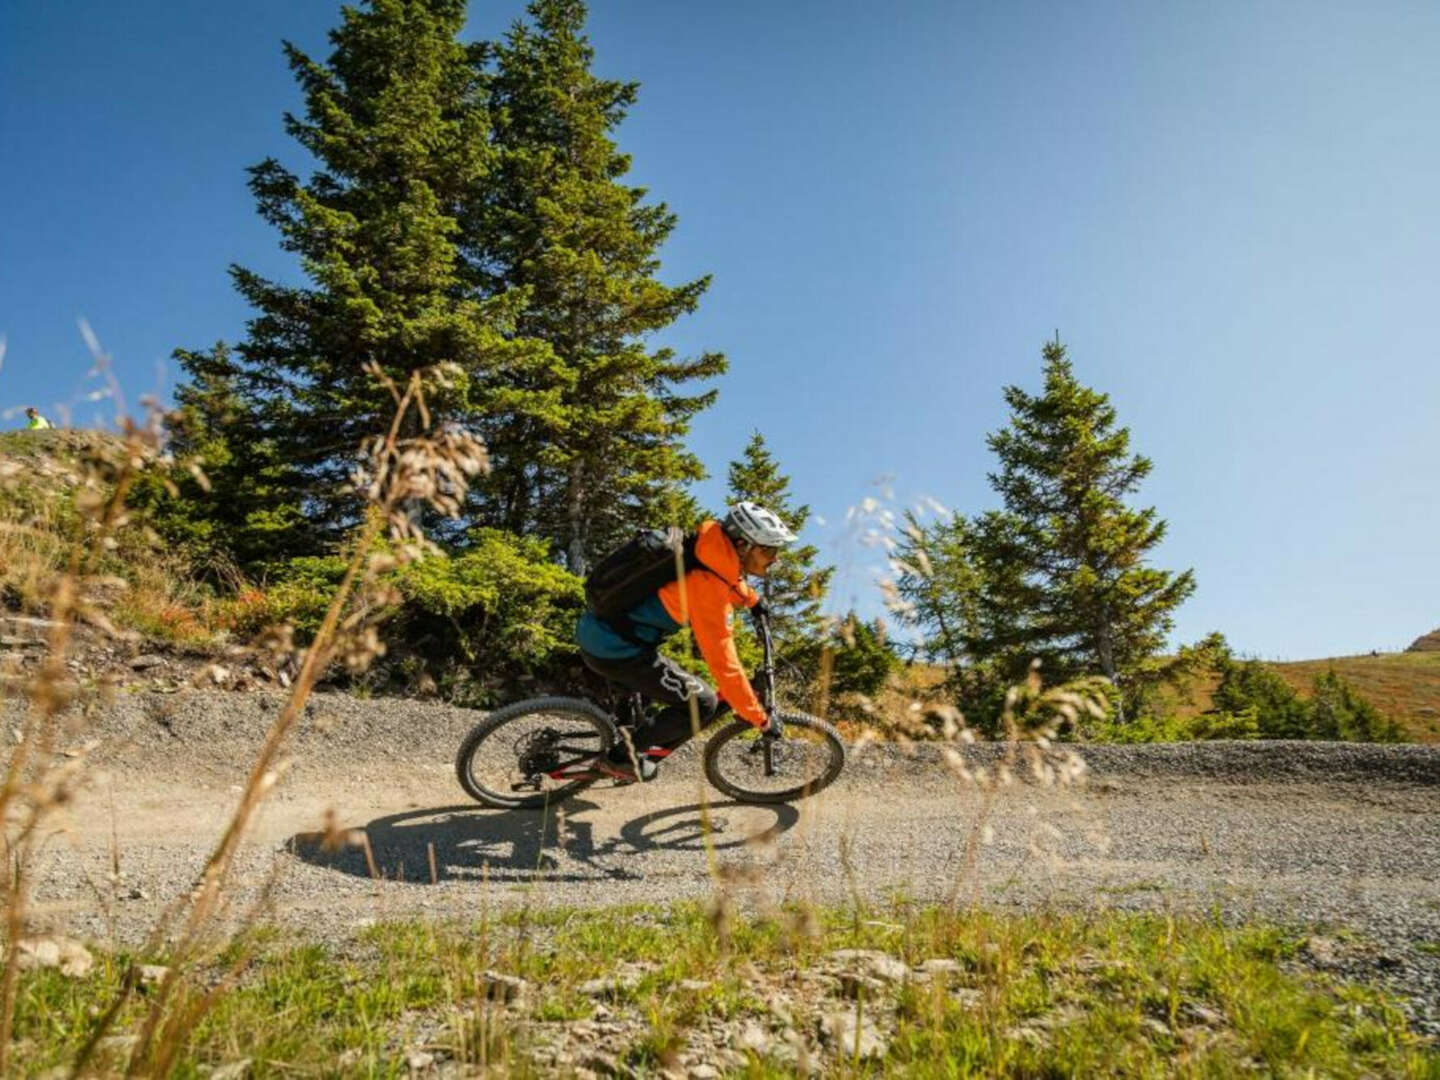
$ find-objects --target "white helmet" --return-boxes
[722,501,797,547]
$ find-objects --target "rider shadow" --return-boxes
[285,800,801,885]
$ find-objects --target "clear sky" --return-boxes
[3,0,1437,660]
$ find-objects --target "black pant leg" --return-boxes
[580,650,722,751]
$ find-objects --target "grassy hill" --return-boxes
[1264,652,1440,741]
[888,650,1440,744]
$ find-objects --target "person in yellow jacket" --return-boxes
[24,407,52,430]
[576,502,796,781]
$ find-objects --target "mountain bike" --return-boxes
[455,610,846,808]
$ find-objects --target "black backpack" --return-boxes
[584,527,699,627]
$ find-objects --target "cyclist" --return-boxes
[576,502,796,781]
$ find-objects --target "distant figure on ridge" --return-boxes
[24,407,52,430]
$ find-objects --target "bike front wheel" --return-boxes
[702,711,846,804]
[456,697,617,810]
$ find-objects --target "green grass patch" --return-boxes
[10,902,1438,1077]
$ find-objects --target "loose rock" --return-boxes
[817,1011,888,1060]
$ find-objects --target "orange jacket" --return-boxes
[656,520,766,727]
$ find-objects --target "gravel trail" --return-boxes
[13,690,1440,1034]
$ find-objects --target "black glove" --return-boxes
[762,712,785,739]
[751,599,770,620]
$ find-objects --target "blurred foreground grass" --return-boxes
[13,901,1437,1077]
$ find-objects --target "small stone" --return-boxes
[678,979,710,992]
[917,958,965,980]
[1303,936,1340,967]
[951,988,984,1009]
[817,1011,887,1060]
[579,970,642,999]
[827,948,910,984]
[688,1066,719,1080]
[337,1049,363,1068]
[837,973,885,999]
[127,886,149,901]
[14,936,93,978]
[138,964,169,985]
[1184,1003,1225,1027]
[96,1034,140,1056]
[733,1020,768,1053]
[479,970,528,1003]
[129,654,165,670]
[211,1061,252,1080]
[1141,1017,1171,1038]
[580,1052,620,1076]
[406,1050,435,1070]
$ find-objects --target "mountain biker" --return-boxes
[576,502,797,782]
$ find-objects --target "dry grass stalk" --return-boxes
[0,345,180,1072]
[25,361,489,1076]
[836,487,1109,909]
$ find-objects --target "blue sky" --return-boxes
[3,0,1437,659]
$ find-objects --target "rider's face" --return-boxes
[741,542,779,577]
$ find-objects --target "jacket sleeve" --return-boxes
[690,575,767,727]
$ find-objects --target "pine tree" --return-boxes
[725,431,831,650]
[474,0,724,573]
[892,510,982,671]
[974,338,1196,717]
[154,344,309,567]
[889,510,1019,733]
[175,0,533,560]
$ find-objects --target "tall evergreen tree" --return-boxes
[890,509,1020,732]
[892,510,981,670]
[725,431,831,647]
[176,0,534,560]
[474,0,724,573]
[974,338,1196,715]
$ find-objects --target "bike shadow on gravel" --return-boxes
[285,799,801,885]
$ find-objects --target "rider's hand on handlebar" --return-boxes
[751,599,770,620]
[761,712,785,739]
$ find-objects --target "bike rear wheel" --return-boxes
[456,697,617,810]
[702,711,846,804]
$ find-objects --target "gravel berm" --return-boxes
[13,690,1440,1036]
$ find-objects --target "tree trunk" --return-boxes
[566,459,587,576]
[1096,600,1125,723]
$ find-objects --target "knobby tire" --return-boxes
[455,696,617,810]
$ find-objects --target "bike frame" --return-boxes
[543,607,783,784]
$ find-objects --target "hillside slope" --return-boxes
[1408,627,1440,652]
[1161,652,1440,744]
[892,652,1440,744]
[1268,652,1440,741]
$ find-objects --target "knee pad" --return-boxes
[697,687,720,719]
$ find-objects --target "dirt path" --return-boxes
[13,691,1440,1032]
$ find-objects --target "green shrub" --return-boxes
[390,529,583,700]
[223,532,584,704]
[1205,655,1403,743]
[1308,669,1405,742]
[1211,655,1313,738]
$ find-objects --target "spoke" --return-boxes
[464,707,609,803]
